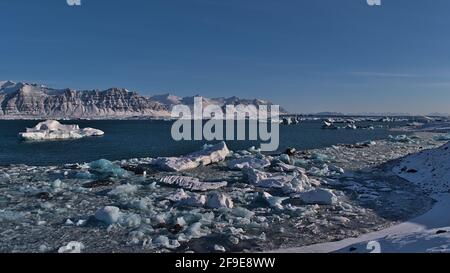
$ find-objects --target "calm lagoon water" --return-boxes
[0,120,406,166]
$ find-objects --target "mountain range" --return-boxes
[0,81,286,119]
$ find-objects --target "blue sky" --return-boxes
[1,0,449,114]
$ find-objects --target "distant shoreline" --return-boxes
[0,114,446,121]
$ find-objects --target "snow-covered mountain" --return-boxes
[0,81,286,119]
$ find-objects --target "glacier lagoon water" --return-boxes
[0,120,407,166]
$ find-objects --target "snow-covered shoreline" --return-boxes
[275,141,450,253]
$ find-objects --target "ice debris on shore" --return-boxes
[18,120,104,141]
[2,132,447,253]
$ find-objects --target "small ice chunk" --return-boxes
[345,124,357,130]
[292,158,309,167]
[128,198,151,211]
[298,188,338,205]
[52,179,62,189]
[95,206,122,225]
[308,164,330,177]
[231,207,255,218]
[120,213,142,228]
[76,219,87,226]
[165,189,189,202]
[153,235,181,249]
[227,157,271,170]
[329,165,345,174]
[206,192,234,209]
[272,162,305,173]
[312,153,332,163]
[186,222,208,239]
[89,159,128,178]
[176,194,207,207]
[176,217,187,227]
[389,134,414,143]
[243,167,295,189]
[434,134,450,141]
[188,141,230,166]
[108,184,138,197]
[58,241,85,253]
[214,244,226,252]
[262,192,289,210]
[39,244,51,253]
[153,157,200,172]
[75,171,94,180]
[0,172,10,181]
[279,154,291,164]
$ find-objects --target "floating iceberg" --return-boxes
[206,192,234,209]
[322,121,337,130]
[18,120,104,141]
[345,124,357,130]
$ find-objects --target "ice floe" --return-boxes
[153,142,230,171]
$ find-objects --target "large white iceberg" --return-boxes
[19,120,104,141]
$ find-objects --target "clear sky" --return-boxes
[1,0,449,114]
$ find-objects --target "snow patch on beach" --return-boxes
[276,141,450,253]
